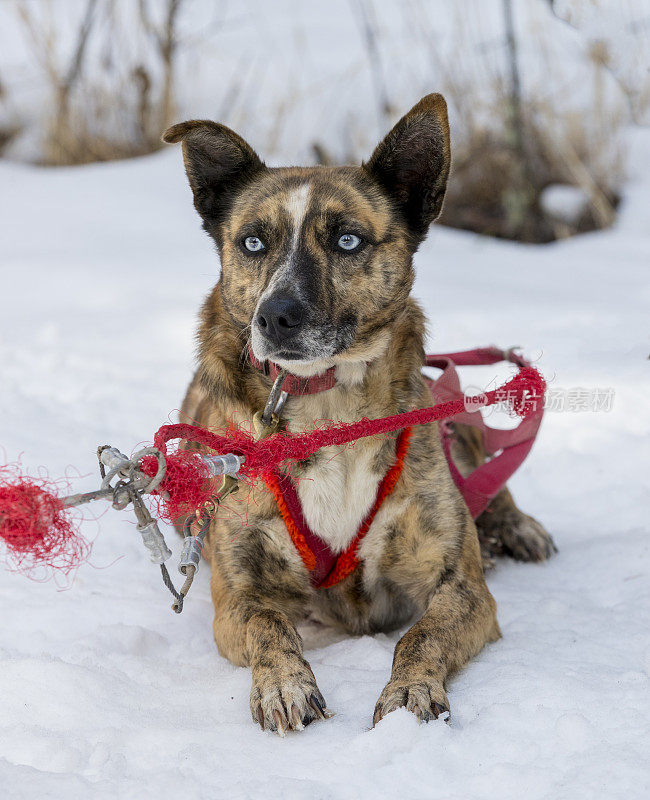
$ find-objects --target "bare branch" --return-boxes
[63,0,98,95]
[14,1,59,86]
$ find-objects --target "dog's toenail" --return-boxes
[309,693,326,719]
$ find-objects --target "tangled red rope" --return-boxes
[0,468,90,576]
[0,366,545,573]
[147,365,545,520]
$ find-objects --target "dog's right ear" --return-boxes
[162,121,265,228]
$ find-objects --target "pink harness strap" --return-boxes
[425,347,543,518]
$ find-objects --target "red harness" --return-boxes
[265,428,412,588]
[250,347,543,588]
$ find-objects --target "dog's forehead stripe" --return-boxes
[229,171,392,246]
[284,183,311,248]
[308,177,390,239]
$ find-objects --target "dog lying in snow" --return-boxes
[163,94,555,734]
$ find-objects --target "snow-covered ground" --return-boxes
[0,130,649,799]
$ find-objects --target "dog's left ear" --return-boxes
[364,93,450,239]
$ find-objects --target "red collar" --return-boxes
[248,347,337,395]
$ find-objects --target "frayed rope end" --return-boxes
[496,367,546,418]
[0,468,90,576]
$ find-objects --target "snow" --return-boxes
[1,137,649,799]
[539,183,589,223]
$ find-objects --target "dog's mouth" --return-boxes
[250,323,339,367]
[270,348,316,362]
[250,316,356,371]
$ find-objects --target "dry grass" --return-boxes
[13,0,181,166]
[399,0,628,243]
[439,96,622,243]
[3,0,639,242]
[41,76,166,167]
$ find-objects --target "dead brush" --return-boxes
[14,0,181,167]
[393,0,628,243]
[41,75,165,167]
[439,95,622,243]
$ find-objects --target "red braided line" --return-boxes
[320,427,413,588]
[264,472,317,571]
[153,367,543,479]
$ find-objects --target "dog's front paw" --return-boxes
[373,678,449,726]
[250,660,330,736]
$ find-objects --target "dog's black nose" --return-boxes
[256,293,305,343]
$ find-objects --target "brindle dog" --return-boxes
[163,94,555,734]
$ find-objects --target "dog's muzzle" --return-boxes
[252,289,347,364]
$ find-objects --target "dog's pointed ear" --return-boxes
[364,93,451,239]
[162,120,265,227]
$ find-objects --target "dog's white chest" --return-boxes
[296,444,381,553]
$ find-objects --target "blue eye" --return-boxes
[244,236,265,252]
[337,233,362,251]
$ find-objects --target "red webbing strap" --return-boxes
[425,346,529,369]
[320,428,412,588]
[265,472,318,571]
[266,471,337,584]
[424,347,543,518]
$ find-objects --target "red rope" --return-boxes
[152,366,545,482]
[0,364,544,575]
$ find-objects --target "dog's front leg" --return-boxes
[210,566,327,735]
[373,528,500,725]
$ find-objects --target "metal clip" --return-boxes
[130,488,171,564]
[137,519,172,564]
[201,452,245,479]
[179,535,203,575]
[99,446,131,474]
[259,369,289,429]
[252,410,281,440]
[502,346,524,367]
